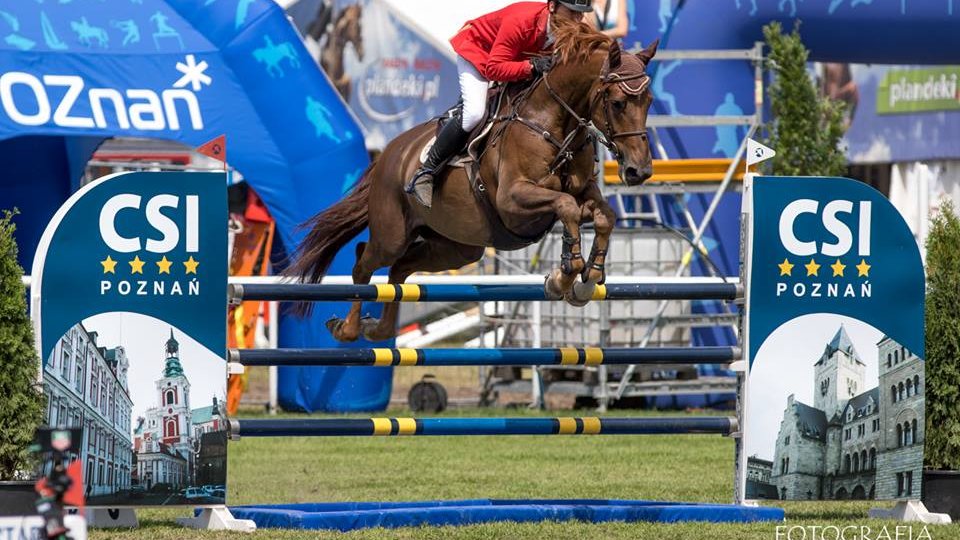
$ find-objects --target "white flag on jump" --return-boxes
[746,139,776,166]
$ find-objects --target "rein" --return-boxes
[489,57,651,182]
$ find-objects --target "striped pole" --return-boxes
[229,282,740,303]
[229,416,736,438]
[230,346,739,367]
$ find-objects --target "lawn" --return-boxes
[91,408,959,539]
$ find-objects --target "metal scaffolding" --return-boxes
[481,44,764,410]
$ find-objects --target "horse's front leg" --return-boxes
[536,200,587,301]
[547,219,587,302]
[582,184,616,287]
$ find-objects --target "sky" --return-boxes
[80,312,226,431]
[745,313,883,461]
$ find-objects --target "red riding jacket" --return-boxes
[450,2,550,82]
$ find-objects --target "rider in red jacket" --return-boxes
[406,0,593,208]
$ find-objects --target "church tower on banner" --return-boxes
[134,330,195,489]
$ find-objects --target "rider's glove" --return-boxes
[530,56,554,78]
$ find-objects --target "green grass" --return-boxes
[91,409,960,539]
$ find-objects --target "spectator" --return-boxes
[590,0,630,40]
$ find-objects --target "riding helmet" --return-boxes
[555,0,594,13]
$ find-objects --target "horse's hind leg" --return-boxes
[328,235,408,342]
[361,237,485,342]
[326,241,373,342]
[327,177,411,342]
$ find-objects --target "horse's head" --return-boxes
[591,40,658,186]
[336,5,364,61]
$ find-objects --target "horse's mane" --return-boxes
[550,17,611,65]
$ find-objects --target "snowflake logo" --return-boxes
[174,54,212,91]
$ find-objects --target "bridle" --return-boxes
[494,49,652,180]
[591,65,651,161]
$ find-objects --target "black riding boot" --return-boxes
[405,111,470,208]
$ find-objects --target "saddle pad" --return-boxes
[418,119,496,167]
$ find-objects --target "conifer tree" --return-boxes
[924,199,960,470]
[762,21,847,177]
[0,210,46,479]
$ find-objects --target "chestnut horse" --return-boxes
[290,21,658,342]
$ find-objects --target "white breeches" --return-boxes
[457,55,490,131]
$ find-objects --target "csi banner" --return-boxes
[31,171,229,508]
[741,176,926,503]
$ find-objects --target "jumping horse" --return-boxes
[289,20,658,342]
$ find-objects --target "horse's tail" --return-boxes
[284,164,373,288]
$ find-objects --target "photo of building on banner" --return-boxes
[43,318,227,506]
[742,175,926,502]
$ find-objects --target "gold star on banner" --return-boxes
[156,256,173,274]
[805,258,821,277]
[129,256,145,274]
[856,259,871,277]
[778,258,795,276]
[831,259,846,277]
[100,256,117,274]
[184,256,200,275]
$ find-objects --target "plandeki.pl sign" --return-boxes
[877,67,960,114]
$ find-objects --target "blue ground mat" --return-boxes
[228,499,785,531]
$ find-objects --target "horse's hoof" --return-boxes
[326,316,359,342]
[325,316,344,334]
[564,280,595,307]
[544,269,564,300]
[359,316,386,342]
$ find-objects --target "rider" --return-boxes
[405,0,593,208]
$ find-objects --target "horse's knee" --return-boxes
[594,207,616,235]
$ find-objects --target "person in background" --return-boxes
[590,0,630,40]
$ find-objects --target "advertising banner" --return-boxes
[31,171,228,508]
[826,64,960,163]
[742,176,926,502]
[289,0,460,150]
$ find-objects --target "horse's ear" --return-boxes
[608,40,622,70]
[636,39,660,66]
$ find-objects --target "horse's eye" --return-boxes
[611,100,627,113]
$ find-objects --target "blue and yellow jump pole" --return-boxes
[229,282,740,303]
[230,346,740,367]
[229,416,737,438]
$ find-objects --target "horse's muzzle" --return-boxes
[622,164,653,186]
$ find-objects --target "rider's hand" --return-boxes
[530,56,554,78]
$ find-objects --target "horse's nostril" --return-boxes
[625,167,639,179]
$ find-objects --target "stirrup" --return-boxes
[406,168,435,208]
[406,167,430,191]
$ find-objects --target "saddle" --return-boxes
[418,82,511,169]
[419,83,549,250]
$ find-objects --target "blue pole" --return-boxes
[231,346,739,367]
[231,283,739,303]
[230,416,735,437]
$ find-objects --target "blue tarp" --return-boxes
[0,0,389,412]
[228,499,785,531]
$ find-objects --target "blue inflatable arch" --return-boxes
[0,0,384,412]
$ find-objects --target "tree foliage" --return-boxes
[762,21,847,177]
[924,199,960,470]
[0,210,45,479]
